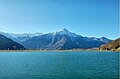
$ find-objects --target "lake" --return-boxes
[0,51,119,79]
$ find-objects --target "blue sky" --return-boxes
[0,0,119,39]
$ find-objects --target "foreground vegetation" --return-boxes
[99,38,120,51]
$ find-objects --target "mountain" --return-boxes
[99,38,120,51]
[20,28,111,49]
[0,28,111,50]
[0,32,43,43]
[0,34,25,50]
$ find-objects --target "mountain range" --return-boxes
[0,28,111,50]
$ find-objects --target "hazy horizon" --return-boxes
[0,0,119,39]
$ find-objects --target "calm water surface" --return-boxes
[0,51,119,79]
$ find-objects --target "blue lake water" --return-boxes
[0,51,119,79]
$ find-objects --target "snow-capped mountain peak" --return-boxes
[54,28,70,34]
[53,28,80,38]
[58,28,69,32]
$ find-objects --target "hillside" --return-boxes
[99,38,120,51]
[0,34,25,50]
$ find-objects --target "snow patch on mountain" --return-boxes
[53,28,81,38]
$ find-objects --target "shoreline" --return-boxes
[0,49,119,52]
